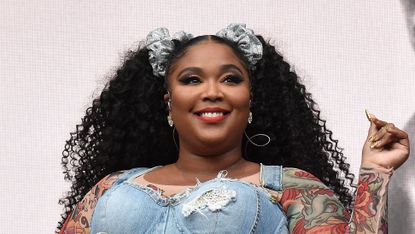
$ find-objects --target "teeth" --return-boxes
[200,112,224,117]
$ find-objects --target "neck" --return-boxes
[174,145,245,180]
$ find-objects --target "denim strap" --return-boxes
[112,167,155,186]
[260,164,283,191]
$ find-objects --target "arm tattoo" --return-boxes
[59,171,123,234]
[278,167,392,233]
[350,167,392,233]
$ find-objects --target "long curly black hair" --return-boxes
[57,34,355,231]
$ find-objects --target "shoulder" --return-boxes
[60,168,149,233]
[278,167,339,210]
[279,168,344,215]
[282,167,329,190]
[76,170,126,211]
[80,167,152,208]
[60,170,125,233]
[95,167,151,191]
[75,170,127,212]
[94,171,125,193]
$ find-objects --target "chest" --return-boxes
[91,179,288,234]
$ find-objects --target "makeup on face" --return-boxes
[193,107,231,123]
[166,41,251,149]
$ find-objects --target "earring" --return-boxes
[167,99,172,111]
[166,97,174,127]
[167,114,174,127]
[248,112,253,124]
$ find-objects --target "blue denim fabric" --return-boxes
[91,164,288,234]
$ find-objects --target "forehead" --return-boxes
[170,41,247,74]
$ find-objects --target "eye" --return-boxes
[223,75,243,84]
[178,76,202,85]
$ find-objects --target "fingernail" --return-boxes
[365,109,373,122]
[370,141,378,149]
[368,135,375,142]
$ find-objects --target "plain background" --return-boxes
[1,1,414,233]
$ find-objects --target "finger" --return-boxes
[371,126,409,149]
[386,127,410,147]
[387,126,409,139]
[365,111,382,140]
[366,118,378,141]
[370,132,396,149]
[372,116,388,128]
[370,123,395,143]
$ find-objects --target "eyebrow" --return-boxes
[220,64,243,74]
[177,64,244,78]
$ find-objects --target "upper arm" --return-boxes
[59,171,124,234]
[279,168,350,233]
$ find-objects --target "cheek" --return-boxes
[234,97,250,111]
[169,89,198,116]
[228,88,251,110]
[168,81,192,111]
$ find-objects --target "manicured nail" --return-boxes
[365,109,373,122]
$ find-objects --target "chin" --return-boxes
[195,131,241,150]
[197,134,229,146]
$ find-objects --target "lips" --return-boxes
[194,107,230,123]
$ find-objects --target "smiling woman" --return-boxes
[58,24,409,233]
[167,41,251,154]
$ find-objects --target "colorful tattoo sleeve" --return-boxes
[278,167,392,234]
[59,171,123,234]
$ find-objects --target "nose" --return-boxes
[201,79,224,102]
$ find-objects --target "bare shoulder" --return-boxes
[282,167,328,190]
[95,171,125,192]
[60,171,125,233]
[74,171,125,216]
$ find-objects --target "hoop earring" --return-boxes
[172,126,179,150]
[243,130,270,158]
[248,112,253,124]
[244,131,270,147]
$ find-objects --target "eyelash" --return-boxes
[178,76,201,85]
[178,75,243,85]
[223,75,243,84]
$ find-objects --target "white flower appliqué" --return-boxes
[181,185,237,218]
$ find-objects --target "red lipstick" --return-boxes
[194,107,230,123]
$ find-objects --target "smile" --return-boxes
[200,112,224,117]
[194,108,231,123]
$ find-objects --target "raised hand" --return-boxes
[361,110,410,170]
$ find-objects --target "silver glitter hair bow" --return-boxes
[215,23,263,70]
[145,28,194,77]
[145,23,263,77]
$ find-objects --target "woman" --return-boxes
[58,24,409,233]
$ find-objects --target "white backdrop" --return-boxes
[1,1,414,233]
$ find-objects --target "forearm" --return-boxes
[279,167,394,233]
[348,167,393,234]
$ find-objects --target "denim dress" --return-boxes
[90,164,288,234]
